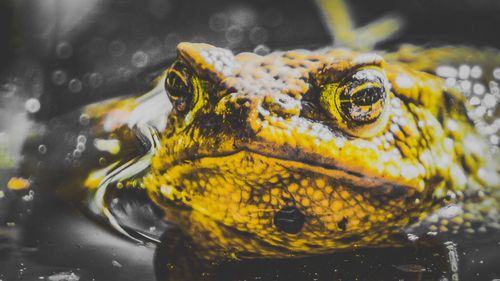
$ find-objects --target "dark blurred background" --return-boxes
[1,0,500,119]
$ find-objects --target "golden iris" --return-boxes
[320,67,390,138]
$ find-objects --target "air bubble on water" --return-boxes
[5,83,16,93]
[25,98,41,113]
[493,68,500,80]
[22,190,34,202]
[56,42,73,59]
[249,26,268,45]
[254,44,270,56]
[79,114,90,126]
[108,40,126,57]
[68,79,82,93]
[436,66,458,78]
[209,13,228,32]
[77,135,87,144]
[89,72,104,88]
[51,70,68,85]
[64,154,72,165]
[72,149,82,158]
[166,262,175,270]
[470,65,482,79]
[76,143,86,152]
[458,65,470,80]
[131,51,149,68]
[472,83,485,95]
[99,157,107,165]
[38,144,47,154]
[19,264,26,276]
[117,67,133,80]
[225,25,244,44]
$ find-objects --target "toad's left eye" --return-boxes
[320,67,390,138]
[165,61,193,112]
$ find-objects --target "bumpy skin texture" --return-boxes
[134,43,499,259]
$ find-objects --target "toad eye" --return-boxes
[165,62,192,112]
[320,67,390,138]
[339,83,386,123]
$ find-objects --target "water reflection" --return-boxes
[153,226,454,281]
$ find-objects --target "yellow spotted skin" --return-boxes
[147,151,424,257]
[84,43,499,261]
[126,43,499,260]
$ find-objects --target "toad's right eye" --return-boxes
[165,62,193,112]
[319,67,390,138]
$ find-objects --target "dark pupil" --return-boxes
[339,84,385,123]
[166,72,189,98]
[351,86,383,106]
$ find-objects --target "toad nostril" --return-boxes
[274,206,305,234]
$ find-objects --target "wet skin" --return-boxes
[81,43,499,265]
